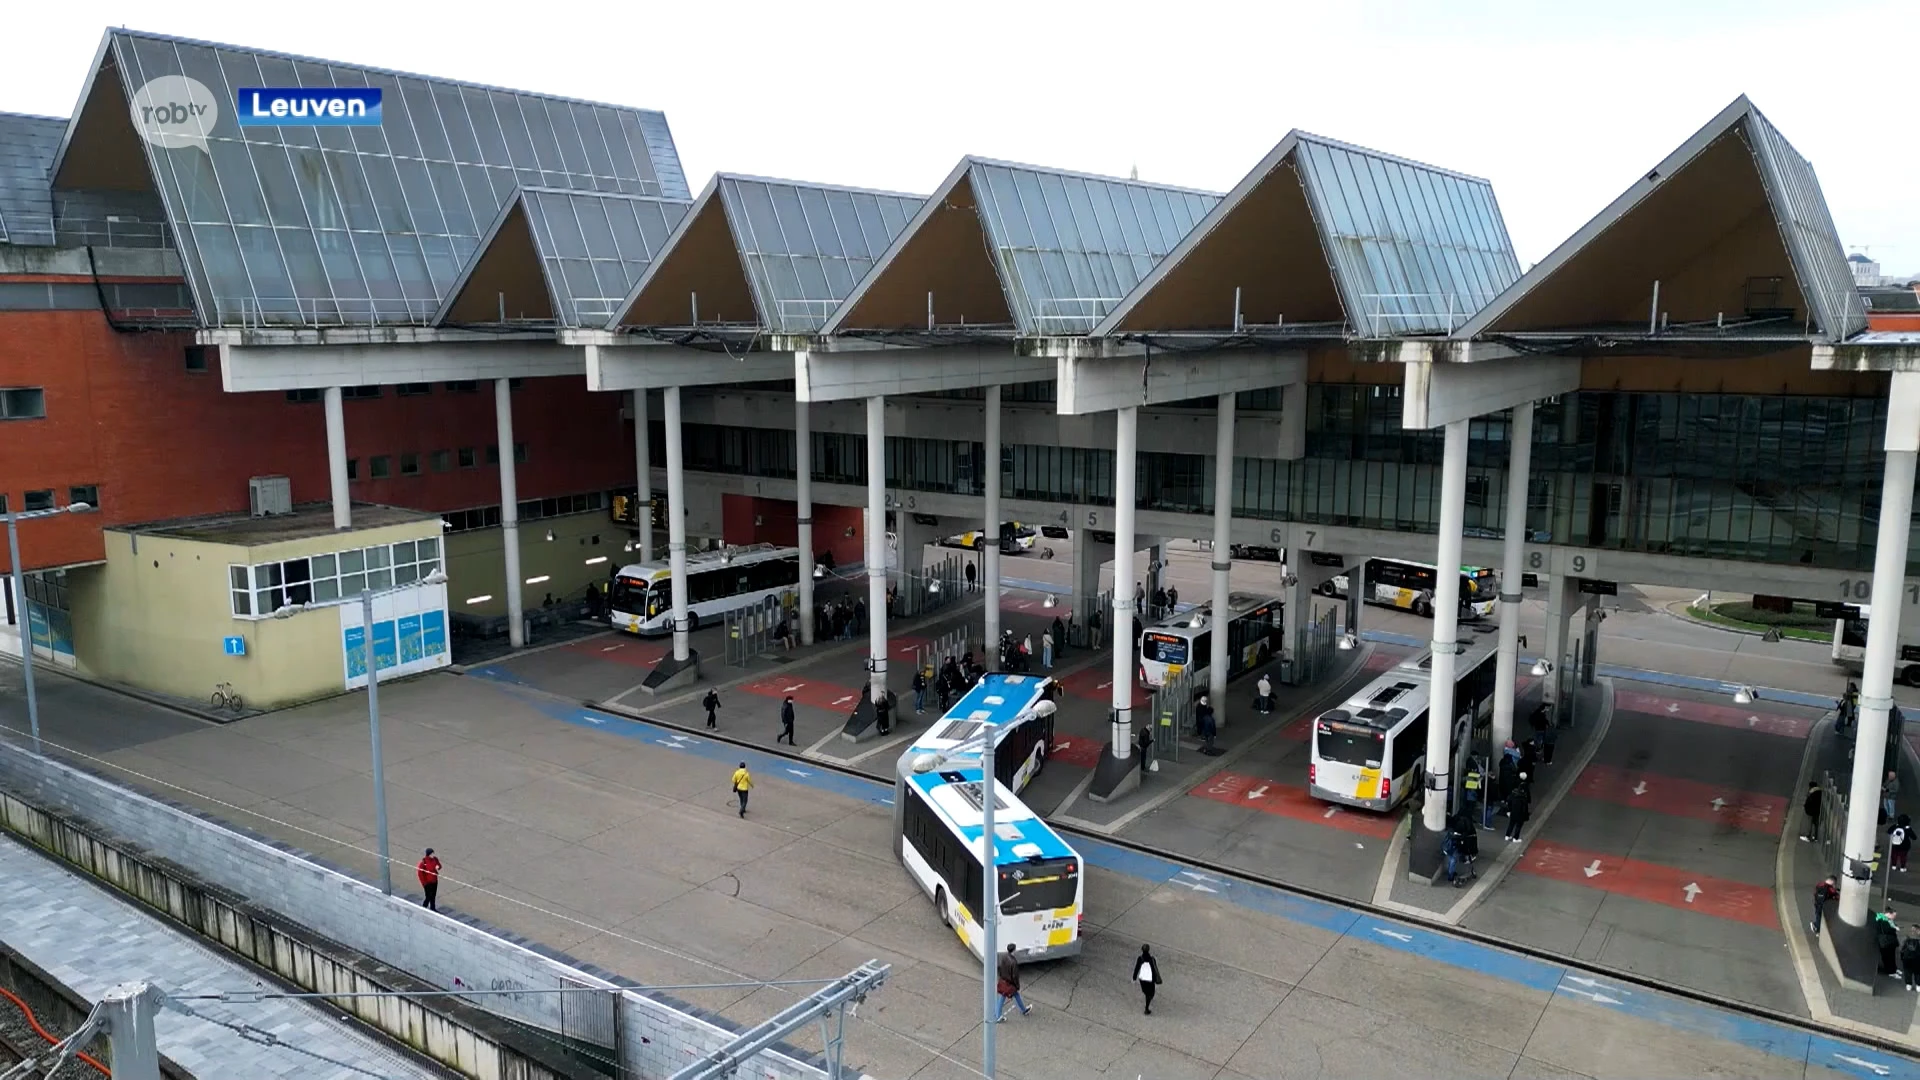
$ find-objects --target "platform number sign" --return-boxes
[1524,550,1592,577]
[1839,579,1920,608]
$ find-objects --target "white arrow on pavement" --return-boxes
[1710,797,1728,812]
[782,683,806,693]
[786,768,813,778]
[1170,879,1218,894]
[581,715,606,725]
[1056,740,1072,752]
[1097,680,1112,689]
[1560,986,1622,1005]
[1324,807,1339,819]
[1748,715,1761,726]
[1247,785,1271,800]
[1373,928,1413,943]
[1566,976,1629,996]
[1177,870,1221,884]
[1683,882,1703,903]
[1666,702,1681,714]
[1834,1053,1892,1076]
[1631,781,1648,795]
[1582,860,1603,878]
[833,695,856,706]
[600,643,623,652]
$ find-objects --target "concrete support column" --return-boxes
[494,378,525,649]
[1841,444,1919,925]
[1492,401,1535,753]
[866,396,889,704]
[99,983,164,1080]
[1345,562,1365,636]
[796,398,815,646]
[1542,574,1579,715]
[1209,393,1235,725]
[664,386,691,663]
[984,384,1003,653]
[324,385,351,530]
[1414,419,1469,874]
[632,389,653,563]
[1109,406,1139,758]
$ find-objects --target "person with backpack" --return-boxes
[1134,944,1164,1015]
[912,667,929,714]
[1801,780,1823,842]
[703,688,722,730]
[1503,774,1532,842]
[1811,875,1840,934]
[1875,909,1902,978]
[1893,814,1913,872]
[995,944,1031,1021]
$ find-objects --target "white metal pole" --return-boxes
[984,385,1003,653]
[1492,401,1534,753]
[1209,393,1235,726]
[664,387,691,664]
[99,983,163,1080]
[1423,420,1470,836]
[1841,444,1918,925]
[6,516,40,754]
[494,378,524,649]
[632,389,653,564]
[323,386,351,530]
[363,588,393,896]
[867,396,888,704]
[796,397,816,646]
[981,734,998,1078]
[1110,406,1139,759]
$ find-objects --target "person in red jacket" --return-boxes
[417,848,442,911]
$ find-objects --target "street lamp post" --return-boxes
[910,699,1056,1080]
[276,569,446,896]
[4,502,92,755]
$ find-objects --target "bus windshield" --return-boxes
[609,576,651,615]
[998,859,1078,915]
[1142,633,1189,666]
[1316,724,1382,768]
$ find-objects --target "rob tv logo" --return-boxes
[236,86,382,127]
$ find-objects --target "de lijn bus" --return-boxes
[1318,558,1498,620]
[1138,592,1284,688]
[896,766,1084,963]
[1831,605,1920,686]
[607,543,799,636]
[1309,636,1502,812]
[899,673,1059,796]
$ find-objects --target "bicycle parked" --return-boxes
[211,681,244,713]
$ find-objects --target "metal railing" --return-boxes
[1070,589,1114,650]
[911,628,971,686]
[1283,608,1341,686]
[890,554,961,620]
[722,590,798,666]
[1354,291,1495,335]
[1146,665,1204,765]
[215,294,443,328]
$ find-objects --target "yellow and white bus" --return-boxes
[1309,637,1500,811]
[606,544,798,635]
[1321,558,1498,619]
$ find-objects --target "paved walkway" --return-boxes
[0,835,438,1080]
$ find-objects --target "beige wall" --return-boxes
[71,519,440,709]
[446,511,622,619]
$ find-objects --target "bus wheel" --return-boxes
[935,885,951,928]
[1904,664,1920,687]
[1413,599,1433,617]
[1316,581,1337,597]
[686,612,700,632]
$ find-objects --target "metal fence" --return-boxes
[722,590,798,666]
[557,974,621,1068]
[1146,666,1205,765]
[892,554,962,619]
[1282,608,1340,686]
[1069,589,1114,649]
[911,628,972,686]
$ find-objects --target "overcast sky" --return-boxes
[5,0,1912,275]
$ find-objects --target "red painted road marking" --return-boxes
[1573,764,1786,834]
[1189,771,1397,839]
[1048,738,1107,769]
[565,638,666,668]
[739,676,863,712]
[1056,667,1150,709]
[1362,651,1398,673]
[1612,689,1811,739]
[890,635,931,658]
[1519,842,1777,928]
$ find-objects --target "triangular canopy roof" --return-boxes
[823,157,1220,337]
[608,174,924,334]
[435,187,688,327]
[0,112,64,246]
[1095,131,1519,339]
[1455,96,1866,342]
[50,28,689,327]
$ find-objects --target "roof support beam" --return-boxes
[212,338,583,393]
[1813,340,1920,373]
[1049,344,1305,416]
[1401,350,1579,430]
[794,345,1053,403]
[583,342,793,391]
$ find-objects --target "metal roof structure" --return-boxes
[823,156,1219,337]
[48,28,688,328]
[434,187,687,327]
[1455,95,1867,344]
[1094,131,1519,340]
[0,113,63,246]
[609,173,924,334]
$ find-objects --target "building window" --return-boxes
[23,490,54,512]
[285,388,321,403]
[397,383,431,396]
[513,442,528,464]
[342,385,382,400]
[68,485,98,508]
[1,387,46,419]
[486,444,500,465]
[445,380,479,393]
[369,455,391,479]
[457,447,476,468]
[430,450,451,472]
[347,458,359,481]
[400,452,420,476]
[184,346,208,372]
[230,565,252,617]
[242,539,441,614]
[509,378,524,391]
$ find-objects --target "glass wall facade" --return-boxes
[520,188,686,326]
[719,177,924,333]
[105,31,688,327]
[663,386,1903,573]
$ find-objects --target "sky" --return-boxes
[3,0,1913,276]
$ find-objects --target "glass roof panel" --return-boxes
[716,176,924,333]
[95,29,688,326]
[967,160,1222,335]
[519,187,689,327]
[1747,109,1867,339]
[1295,136,1520,336]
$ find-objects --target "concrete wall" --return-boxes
[446,510,626,619]
[0,746,838,1080]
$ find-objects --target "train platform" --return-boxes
[5,658,1919,1079]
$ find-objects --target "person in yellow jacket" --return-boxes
[731,762,753,817]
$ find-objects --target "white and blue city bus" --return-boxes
[606,543,799,636]
[901,672,1058,796]
[895,766,1084,962]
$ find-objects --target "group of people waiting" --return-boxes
[1134,583,1180,621]
[815,597,867,642]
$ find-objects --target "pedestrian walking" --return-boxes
[1885,769,1901,822]
[1801,780,1822,842]
[1876,909,1901,977]
[1052,615,1067,656]
[1195,694,1217,753]
[731,762,753,817]
[1503,774,1532,841]
[1894,814,1913,872]
[1135,584,1147,616]
[778,697,796,745]
[1166,586,1178,612]
[1255,673,1273,714]
[416,848,442,910]
[1041,629,1054,669]
[1496,742,1519,806]
[912,668,928,714]
[703,688,722,730]
[1811,875,1839,934]
[1134,944,1163,1015]
[1089,608,1103,650]
[1904,927,1920,991]
[994,944,1031,1021]
[875,690,892,736]
[965,561,977,593]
